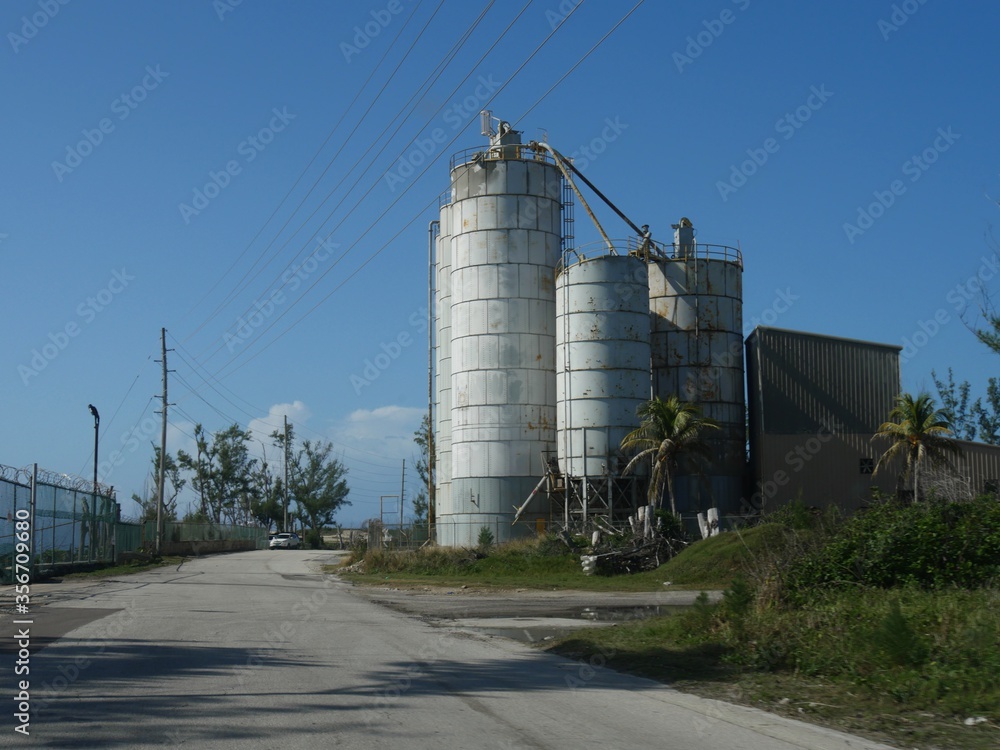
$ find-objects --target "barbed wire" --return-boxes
[0,463,115,498]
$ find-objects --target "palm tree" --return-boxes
[872,392,962,503]
[620,396,719,516]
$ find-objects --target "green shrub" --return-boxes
[786,495,1000,594]
[477,526,495,548]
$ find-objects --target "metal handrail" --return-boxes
[557,238,742,274]
[449,144,556,171]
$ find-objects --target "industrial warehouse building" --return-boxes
[429,120,1000,546]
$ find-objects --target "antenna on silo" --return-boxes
[480,109,495,137]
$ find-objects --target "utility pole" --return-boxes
[400,459,406,528]
[155,328,171,556]
[283,415,289,532]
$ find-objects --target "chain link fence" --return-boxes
[1,463,267,583]
[1,464,118,583]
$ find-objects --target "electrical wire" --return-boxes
[181,0,428,336]
[205,1,588,378]
[191,1,503,364]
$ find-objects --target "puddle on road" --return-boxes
[458,605,690,644]
[577,605,688,622]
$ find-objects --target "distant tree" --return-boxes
[411,490,429,525]
[873,392,962,503]
[967,227,1000,355]
[971,377,1000,445]
[976,321,1000,354]
[620,396,719,516]
[932,368,976,441]
[413,413,434,524]
[178,424,257,524]
[131,446,185,523]
[290,440,350,544]
[249,443,284,531]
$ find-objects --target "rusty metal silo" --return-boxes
[648,218,745,520]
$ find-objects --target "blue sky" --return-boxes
[2,0,999,526]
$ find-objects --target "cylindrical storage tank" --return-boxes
[556,251,651,479]
[433,196,453,528]
[438,126,562,546]
[649,228,744,520]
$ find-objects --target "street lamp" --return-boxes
[88,404,99,562]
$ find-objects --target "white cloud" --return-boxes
[329,405,424,461]
[247,400,311,447]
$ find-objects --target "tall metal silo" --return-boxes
[648,219,744,520]
[435,122,562,545]
[555,249,650,527]
[432,194,453,529]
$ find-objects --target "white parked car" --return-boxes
[269,532,301,550]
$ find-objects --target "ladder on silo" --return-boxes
[561,178,575,253]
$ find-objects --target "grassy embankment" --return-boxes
[336,525,783,591]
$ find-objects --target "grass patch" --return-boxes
[336,537,688,591]
[547,584,999,749]
[58,556,185,579]
[336,525,799,591]
[656,523,793,587]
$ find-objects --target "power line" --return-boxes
[184,0,444,341]
[516,1,645,123]
[206,0,584,379]
[192,1,504,366]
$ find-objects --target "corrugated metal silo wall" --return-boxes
[649,257,744,516]
[556,254,651,479]
[440,156,562,546]
[433,202,453,526]
[745,327,902,513]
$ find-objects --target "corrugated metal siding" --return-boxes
[751,433,899,512]
[950,440,1000,495]
[746,327,901,435]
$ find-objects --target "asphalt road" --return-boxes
[1,551,895,749]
